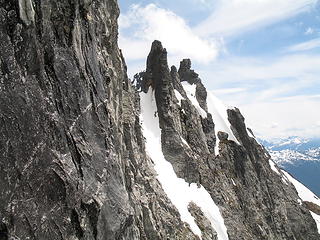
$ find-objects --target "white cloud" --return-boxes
[270,122,279,129]
[119,4,219,65]
[194,0,317,37]
[286,38,320,52]
[240,96,320,138]
[212,88,246,94]
[274,94,320,101]
[214,87,320,138]
[202,54,320,138]
[188,0,211,5]
[119,38,151,62]
[118,1,320,139]
[201,54,320,94]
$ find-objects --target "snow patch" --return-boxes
[310,212,320,234]
[181,82,207,118]
[231,179,236,186]
[181,82,239,155]
[268,160,288,184]
[269,160,280,175]
[246,128,260,142]
[140,90,229,240]
[247,130,255,139]
[19,0,35,26]
[206,91,239,154]
[227,106,236,110]
[174,89,184,105]
[180,136,191,149]
[281,176,289,185]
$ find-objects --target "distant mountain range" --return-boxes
[260,137,320,197]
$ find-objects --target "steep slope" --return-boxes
[140,90,228,240]
[0,1,319,240]
[0,1,197,239]
[274,168,320,234]
[137,40,320,240]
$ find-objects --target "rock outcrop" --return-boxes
[0,1,319,240]
[0,1,197,239]
[137,40,320,240]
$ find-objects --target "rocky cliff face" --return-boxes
[0,1,319,240]
[0,1,198,239]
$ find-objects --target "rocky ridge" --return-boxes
[0,0,319,240]
[137,40,320,239]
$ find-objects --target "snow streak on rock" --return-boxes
[174,89,184,105]
[181,81,239,155]
[310,212,320,234]
[269,160,281,175]
[206,92,239,154]
[181,82,207,118]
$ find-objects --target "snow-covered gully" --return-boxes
[140,90,229,240]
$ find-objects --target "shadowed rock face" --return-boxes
[140,40,320,240]
[0,1,197,239]
[0,1,319,240]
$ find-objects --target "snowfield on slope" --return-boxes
[140,90,229,240]
[206,91,239,154]
[269,160,281,175]
[181,82,207,118]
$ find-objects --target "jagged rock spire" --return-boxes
[138,40,320,240]
[178,59,201,84]
[140,40,171,93]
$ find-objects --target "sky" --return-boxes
[118,0,320,140]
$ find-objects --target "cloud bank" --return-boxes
[119,4,219,64]
[195,0,317,37]
[118,1,320,139]
[204,54,320,138]
[286,38,320,52]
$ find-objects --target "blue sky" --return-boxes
[118,0,320,139]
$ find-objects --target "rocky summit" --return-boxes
[0,1,319,240]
